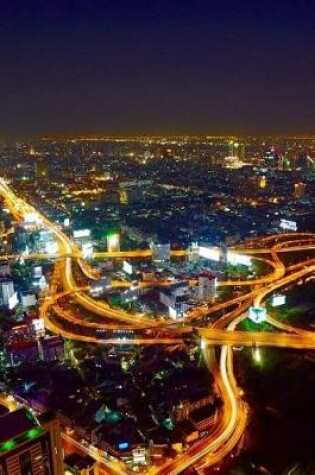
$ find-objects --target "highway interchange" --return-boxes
[0,176,314,475]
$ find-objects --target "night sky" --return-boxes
[1,0,315,137]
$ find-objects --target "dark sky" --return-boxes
[1,0,315,137]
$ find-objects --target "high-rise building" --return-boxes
[35,158,49,181]
[0,408,63,475]
[235,143,245,161]
[197,272,216,303]
[1,280,17,308]
[258,176,267,189]
[150,242,171,261]
[294,182,306,199]
[227,141,245,160]
[107,233,120,253]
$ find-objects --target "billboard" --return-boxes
[123,261,133,275]
[24,212,41,225]
[8,292,19,310]
[45,241,59,254]
[227,251,252,267]
[73,229,91,239]
[21,293,37,308]
[199,246,220,261]
[107,233,120,252]
[32,318,45,335]
[280,219,297,231]
[33,266,43,278]
[82,242,93,258]
[169,306,178,320]
[199,247,251,267]
[271,294,286,307]
[249,306,267,323]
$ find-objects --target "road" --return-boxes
[0,176,315,475]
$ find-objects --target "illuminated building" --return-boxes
[227,140,245,160]
[197,272,216,303]
[35,157,49,180]
[0,262,10,278]
[64,453,95,475]
[119,189,128,205]
[294,182,306,199]
[259,175,267,189]
[108,286,139,305]
[107,233,120,252]
[38,336,64,362]
[150,242,170,261]
[0,280,17,309]
[227,139,234,157]
[159,282,190,316]
[235,142,245,161]
[20,292,37,308]
[0,408,63,475]
[1,322,35,346]
[7,340,39,365]
[249,306,267,323]
[29,146,37,156]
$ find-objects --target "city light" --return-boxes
[199,246,221,261]
[107,233,120,252]
[249,306,267,323]
[271,294,286,307]
[253,347,261,363]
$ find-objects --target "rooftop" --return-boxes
[0,408,39,444]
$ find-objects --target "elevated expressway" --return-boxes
[1,177,315,475]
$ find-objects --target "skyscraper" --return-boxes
[197,272,216,303]
[35,158,49,181]
[294,182,306,199]
[0,408,63,475]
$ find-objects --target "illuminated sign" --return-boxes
[64,218,70,227]
[118,442,129,450]
[24,212,41,225]
[199,246,220,261]
[21,293,37,308]
[280,219,297,231]
[199,247,251,267]
[8,292,19,310]
[33,266,42,278]
[33,276,47,290]
[107,233,120,252]
[227,251,252,267]
[32,318,45,335]
[45,241,59,254]
[169,306,178,319]
[249,306,267,323]
[123,261,133,275]
[82,242,93,258]
[132,448,146,464]
[73,229,91,239]
[271,294,286,307]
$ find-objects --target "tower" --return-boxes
[294,182,306,199]
[0,408,64,475]
[107,233,120,253]
[35,158,49,181]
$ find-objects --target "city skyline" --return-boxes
[1,2,315,474]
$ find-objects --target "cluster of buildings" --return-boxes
[0,136,314,253]
[1,314,64,366]
[159,272,216,319]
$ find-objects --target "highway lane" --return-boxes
[2,177,315,475]
[1,243,314,261]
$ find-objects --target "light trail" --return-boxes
[1,176,315,475]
